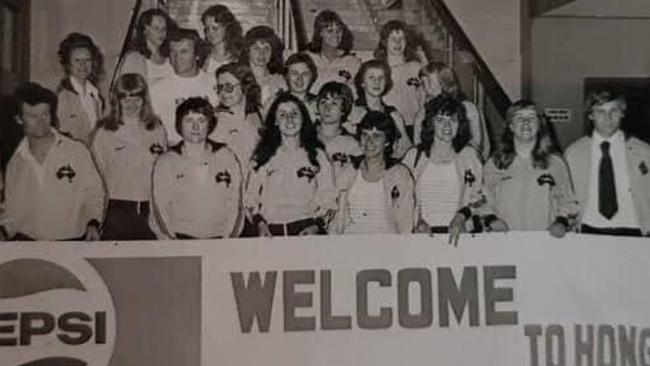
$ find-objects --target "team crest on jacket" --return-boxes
[297,166,318,182]
[391,186,400,201]
[332,152,349,164]
[537,173,556,187]
[338,69,352,81]
[215,171,232,187]
[149,143,164,155]
[639,161,648,175]
[463,169,476,186]
[56,164,76,182]
[406,77,421,88]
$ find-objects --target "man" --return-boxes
[149,28,219,144]
[0,82,105,241]
[283,53,318,121]
[565,90,650,236]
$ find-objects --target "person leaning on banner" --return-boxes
[0,82,105,241]
[56,32,106,144]
[117,8,177,87]
[150,97,243,240]
[331,111,416,235]
[149,28,219,145]
[461,100,579,244]
[91,73,167,240]
[565,90,650,236]
[244,93,337,237]
[402,95,483,238]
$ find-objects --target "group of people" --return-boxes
[1,6,649,242]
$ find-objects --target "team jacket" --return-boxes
[57,78,104,144]
[306,51,361,97]
[402,146,484,222]
[91,122,167,201]
[481,154,579,231]
[0,130,105,240]
[383,61,424,128]
[332,160,416,234]
[150,141,244,239]
[210,108,261,169]
[565,136,650,234]
[244,148,337,224]
[321,132,362,190]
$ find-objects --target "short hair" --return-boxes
[284,53,318,90]
[373,20,419,63]
[356,111,398,161]
[241,26,285,75]
[585,90,627,135]
[57,32,105,84]
[420,94,470,154]
[215,62,261,115]
[419,61,464,100]
[307,10,355,54]
[317,81,354,121]
[132,8,177,58]
[99,73,161,132]
[354,59,393,105]
[174,97,217,137]
[200,5,243,62]
[14,82,59,127]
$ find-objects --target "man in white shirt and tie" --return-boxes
[565,90,650,236]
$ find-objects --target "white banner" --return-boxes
[1,232,649,366]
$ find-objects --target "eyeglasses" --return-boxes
[117,90,146,100]
[215,82,240,93]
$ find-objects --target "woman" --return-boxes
[415,62,491,160]
[56,32,105,143]
[284,53,319,122]
[201,5,243,74]
[374,20,424,141]
[210,62,262,166]
[402,95,483,235]
[332,111,415,234]
[92,73,167,240]
[240,26,287,111]
[348,59,411,158]
[479,100,578,237]
[118,8,177,87]
[306,10,361,95]
[150,97,243,239]
[245,92,336,237]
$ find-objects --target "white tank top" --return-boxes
[417,161,461,227]
[345,173,395,234]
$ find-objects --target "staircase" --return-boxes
[165,0,276,35]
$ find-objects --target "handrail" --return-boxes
[287,0,309,52]
[425,0,512,117]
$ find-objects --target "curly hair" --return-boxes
[215,62,261,115]
[492,100,559,170]
[354,110,399,167]
[241,26,285,75]
[418,61,465,100]
[354,59,393,106]
[200,5,243,63]
[98,73,161,132]
[418,94,470,155]
[131,8,177,59]
[57,32,105,84]
[251,92,323,171]
[14,82,59,127]
[373,20,419,63]
[174,97,217,137]
[307,10,354,54]
[317,81,354,122]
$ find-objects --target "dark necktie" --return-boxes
[598,141,618,219]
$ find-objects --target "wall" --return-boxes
[531,16,650,148]
[443,0,523,100]
[30,0,151,94]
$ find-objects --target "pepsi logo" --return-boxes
[0,255,116,366]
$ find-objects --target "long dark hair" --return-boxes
[373,20,419,63]
[98,73,160,132]
[307,10,354,54]
[216,62,261,115]
[418,94,470,155]
[131,8,177,59]
[241,26,285,75]
[251,93,323,170]
[492,100,558,170]
[200,5,243,63]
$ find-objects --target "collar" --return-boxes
[17,129,63,160]
[70,77,98,98]
[592,129,624,148]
